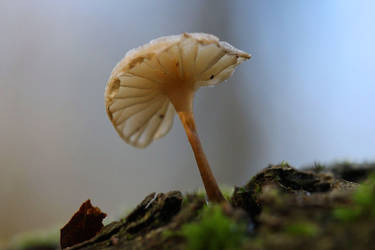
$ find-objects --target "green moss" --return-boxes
[221,186,235,201]
[182,190,207,207]
[313,162,325,172]
[333,207,362,222]
[353,174,375,207]
[179,205,246,250]
[235,186,248,194]
[280,161,289,168]
[334,173,375,221]
[162,229,175,239]
[7,227,59,250]
[195,188,208,201]
[284,221,319,237]
[184,187,234,205]
[181,195,191,207]
[254,183,261,194]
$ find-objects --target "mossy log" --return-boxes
[13,162,375,250]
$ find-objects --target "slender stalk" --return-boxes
[177,111,225,203]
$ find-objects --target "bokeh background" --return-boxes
[1,0,374,243]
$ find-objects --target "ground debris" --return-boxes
[69,191,184,250]
[60,200,106,249]
[12,162,375,250]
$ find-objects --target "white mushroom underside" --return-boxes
[105,33,250,148]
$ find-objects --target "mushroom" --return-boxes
[105,33,250,203]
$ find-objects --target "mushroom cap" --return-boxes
[105,32,250,148]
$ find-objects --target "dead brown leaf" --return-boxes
[60,200,106,249]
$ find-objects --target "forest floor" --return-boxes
[7,162,375,250]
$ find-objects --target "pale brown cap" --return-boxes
[105,32,250,148]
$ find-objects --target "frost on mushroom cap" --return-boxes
[105,32,251,148]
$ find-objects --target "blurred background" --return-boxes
[1,0,374,243]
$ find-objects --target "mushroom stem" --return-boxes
[177,111,225,203]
